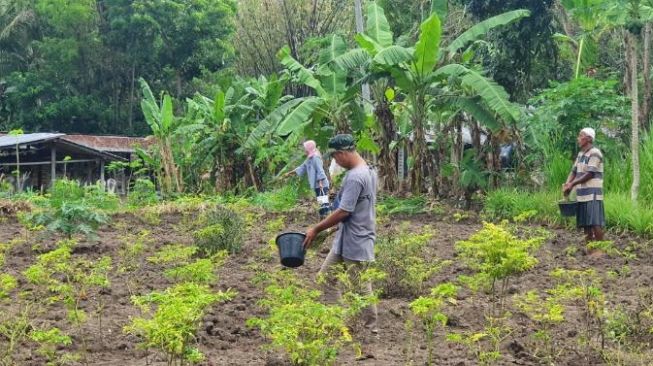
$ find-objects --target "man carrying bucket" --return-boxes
[563,127,605,242]
[303,134,379,356]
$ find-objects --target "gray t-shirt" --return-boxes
[295,155,329,190]
[332,165,377,261]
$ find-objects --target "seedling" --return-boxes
[147,244,197,265]
[29,327,78,365]
[408,283,458,365]
[447,316,512,366]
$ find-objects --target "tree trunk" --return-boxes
[372,84,397,192]
[628,31,641,202]
[410,92,428,194]
[641,23,652,130]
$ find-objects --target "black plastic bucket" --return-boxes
[558,201,577,217]
[275,232,306,268]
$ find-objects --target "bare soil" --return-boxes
[2,203,653,366]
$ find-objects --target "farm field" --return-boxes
[2,196,653,366]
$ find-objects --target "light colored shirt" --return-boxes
[332,165,377,261]
[295,155,329,190]
[572,146,603,202]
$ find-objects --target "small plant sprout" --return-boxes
[29,327,77,365]
[0,273,17,299]
[408,283,458,365]
[147,244,198,266]
[447,315,513,366]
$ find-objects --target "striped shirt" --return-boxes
[572,147,603,202]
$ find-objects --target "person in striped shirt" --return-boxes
[563,127,605,242]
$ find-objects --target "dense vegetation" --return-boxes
[4,1,653,364]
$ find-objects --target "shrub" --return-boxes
[456,222,544,301]
[128,179,159,207]
[375,223,450,297]
[193,206,244,255]
[247,270,355,365]
[125,283,235,365]
[0,273,17,299]
[27,180,111,240]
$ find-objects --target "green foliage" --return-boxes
[125,282,235,365]
[0,273,17,299]
[26,180,112,240]
[376,195,430,216]
[193,206,244,255]
[128,179,159,207]
[375,223,451,296]
[250,181,308,212]
[247,270,355,365]
[525,77,629,182]
[147,244,198,266]
[446,316,512,366]
[408,283,458,365]
[29,327,74,365]
[118,230,152,273]
[456,222,543,296]
[513,290,566,362]
[164,252,227,285]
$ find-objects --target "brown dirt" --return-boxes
[2,204,653,365]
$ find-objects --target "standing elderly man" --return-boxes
[303,134,379,351]
[563,127,605,242]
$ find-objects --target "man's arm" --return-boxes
[303,209,350,248]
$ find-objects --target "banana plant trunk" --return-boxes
[410,92,429,194]
[627,31,640,201]
[641,23,652,130]
[372,86,397,192]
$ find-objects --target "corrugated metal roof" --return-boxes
[0,133,65,148]
[62,135,149,153]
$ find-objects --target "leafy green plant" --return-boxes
[550,268,606,354]
[408,283,458,365]
[29,327,76,366]
[23,240,112,359]
[118,230,152,273]
[247,270,356,365]
[27,180,110,240]
[456,222,544,310]
[446,316,512,366]
[164,252,227,285]
[147,244,198,265]
[0,305,35,365]
[125,282,235,366]
[514,290,566,363]
[0,273,17,299]
[193,206,244,255]
[128,178,159,207]
[375,223,451,296]
[586,240,620,257]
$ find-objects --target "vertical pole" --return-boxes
[100,159,105,183]
[50,143,56,187]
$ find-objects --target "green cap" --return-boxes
[326,134,356,157]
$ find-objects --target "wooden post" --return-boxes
[99,159,105,183]
[50,143,56,187]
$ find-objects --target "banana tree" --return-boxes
[139,78,183,195]
[272,34,365,145]
[335,1,527,193]
[182,75,292,192]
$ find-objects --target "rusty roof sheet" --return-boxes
[62,134,150,153]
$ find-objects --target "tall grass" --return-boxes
[485,189,653,238]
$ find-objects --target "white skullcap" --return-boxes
[581,127,596,141]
